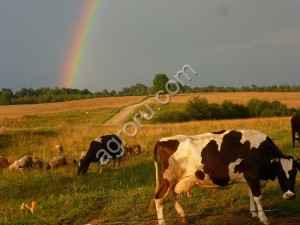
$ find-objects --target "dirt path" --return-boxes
[104,96,155,126]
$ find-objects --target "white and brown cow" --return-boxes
[153,130,300,225]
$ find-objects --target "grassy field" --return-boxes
[0,93,300,225]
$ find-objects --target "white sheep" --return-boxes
[47,156,67,169]
[9,156,33,172]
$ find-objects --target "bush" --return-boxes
[220,100,249,119]
[185,96,210,120]
[247,98,291,117]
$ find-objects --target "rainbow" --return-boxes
[59,0,101,88]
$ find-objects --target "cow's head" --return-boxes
[270,157,300,200]
[77,159,89,175]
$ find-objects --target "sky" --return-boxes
[0,0,300,92]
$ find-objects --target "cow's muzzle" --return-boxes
[283,191,296,200]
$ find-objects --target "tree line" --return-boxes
[153,96,296,123]
[1,73,300,105]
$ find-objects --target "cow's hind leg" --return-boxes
[154,179,173,225]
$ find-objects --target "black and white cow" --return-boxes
[153,130,300,225]
[291,113,300,148]
[77,134,124,174]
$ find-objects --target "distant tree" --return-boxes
[15,88,28,98]
[81,88,91,95]
[102,89,109,97]
[0,88,14,105]
[153,74,169,94]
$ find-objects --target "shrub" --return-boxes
[220,100,249,119]
[185,96,210,120]
[247,98,291,117]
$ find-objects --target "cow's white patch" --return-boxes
[240,130,267,149]
[280,158,293,179]
[94,137,102,143]
[212,130,231,151]
[160,135,187,142]
[228,158,246,183]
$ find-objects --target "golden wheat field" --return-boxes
[0,93,300,225]
[169,92,300,108]
[0,95,146,119]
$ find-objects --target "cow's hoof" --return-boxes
[261,219,270,225]
[180,220,187,224]
[251,215,259,221]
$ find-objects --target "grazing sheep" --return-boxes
[33,157,44,169]
[9,156,33,172]
[124,144,142,157]
[47,156,67,169]
[131,144,141,155]
[55,144,64,154]
[0,156,10,169]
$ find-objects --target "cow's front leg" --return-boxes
[249,189,258,219]
[253,195,269,225]
[248,183,269,225]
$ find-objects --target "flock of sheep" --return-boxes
[0,145,71,173]
[0,143,141,173]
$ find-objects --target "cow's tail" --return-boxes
[154,142,160,194]
[147,142,160,214]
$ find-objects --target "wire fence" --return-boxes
[103,208,287,224]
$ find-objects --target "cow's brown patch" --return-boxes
[195,170,205,180]
[155,140,179,173]
[201,130,250,186]
[154,178,170,199]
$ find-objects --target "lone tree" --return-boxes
[153,74,169,94]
